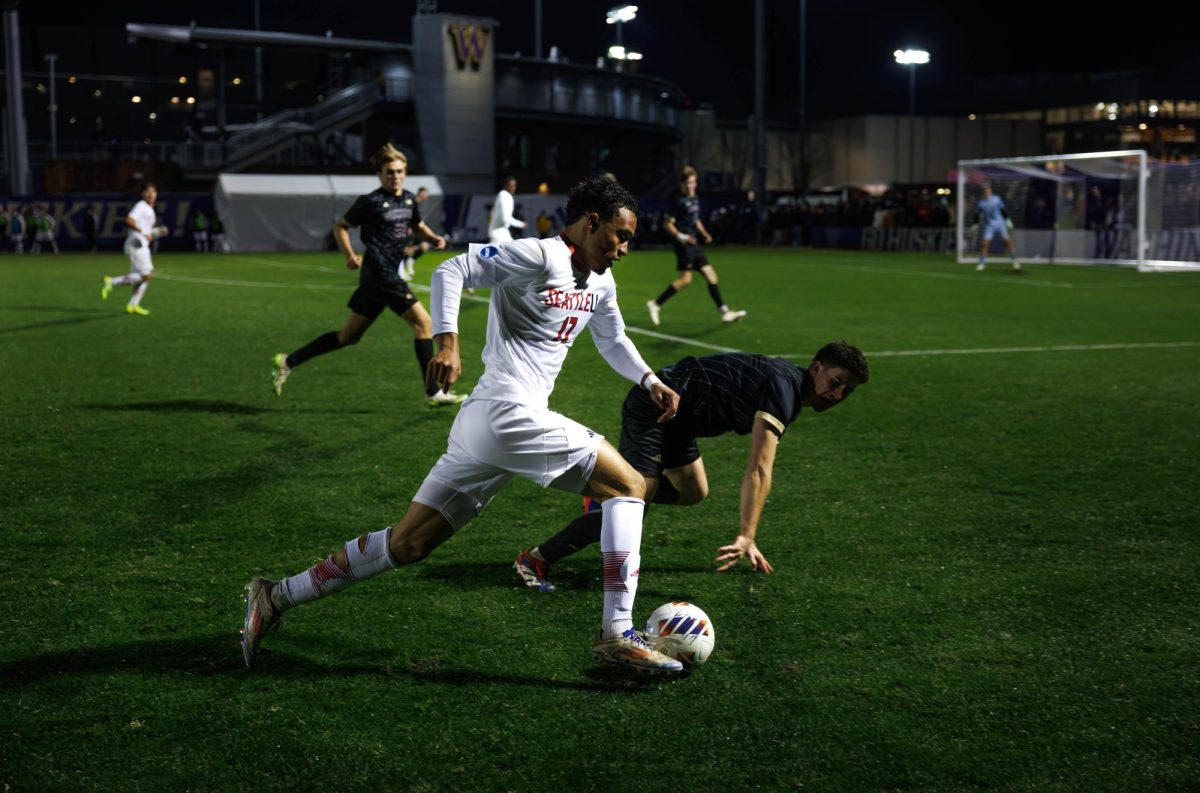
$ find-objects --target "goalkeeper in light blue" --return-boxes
[974,184,1021,272]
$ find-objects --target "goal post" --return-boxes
[956,150,1200,271]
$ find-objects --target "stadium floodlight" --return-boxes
[625,51,643,61]
[606,5,638,24]
[607,45,626,59]
[606,4,637,50]
[894,48,929,182]
[893,48,929,65]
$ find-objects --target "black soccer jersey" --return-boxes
[658,353,807,438]
[671,193,703,238]
[342,188,422,286]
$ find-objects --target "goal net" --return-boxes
[956,150,1200,271]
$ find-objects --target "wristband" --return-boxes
[641,373,663,390]
[675,232,688,243]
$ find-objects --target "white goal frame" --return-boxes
[957,150,1154,269]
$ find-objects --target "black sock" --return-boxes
[706,282,727,310]
[537,511,603,565]
[652,477,681,505]
[415,338,436,396]
[287,331,341,368]
[655,285,678,306]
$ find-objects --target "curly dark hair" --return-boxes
[813,341,870,383]
[564,177,639,224]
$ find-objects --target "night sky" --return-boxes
[16,0,1200,121]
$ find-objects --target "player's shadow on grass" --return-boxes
[416,561,594,592]
[0,312,121,334]
[0,633,662,693]
[81,400,376,416]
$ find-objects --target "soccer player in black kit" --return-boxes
[514,341,869,590]
[646,165,747,326]
[271,144,465,406]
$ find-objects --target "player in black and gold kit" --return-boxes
[514,341,869,590]
[646,165,747,326]
[271,144,465,406]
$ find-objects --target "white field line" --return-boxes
[777,341,1200,358]
[802,262,1077,288]
[150,269,1200,359]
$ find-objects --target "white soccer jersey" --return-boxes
[488,190,525,234]
[127,200,156,241]
[430,236,651,409]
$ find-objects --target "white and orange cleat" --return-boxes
[592,628,683,674]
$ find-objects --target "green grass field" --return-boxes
[2,247,1198,791]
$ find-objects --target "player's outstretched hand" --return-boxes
[426,334,462,393]
[346,253,363,270]
[433,235,447,250]
[715,535,774,574]
[649,381,680,424]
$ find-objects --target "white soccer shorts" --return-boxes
[124,237,154,276]
[487,227,514,244]
[413,398,603,530]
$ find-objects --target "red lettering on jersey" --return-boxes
[541,288,595,312]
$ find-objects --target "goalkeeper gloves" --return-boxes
[1006,218,1014,230]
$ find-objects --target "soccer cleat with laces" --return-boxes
[720,309,747,323]
[513,548,556,592]
[241,576,283,669]
[592,628,683,673]
[125,304,150,316]
[271,353,291,397]
[426,389,467,407]
[646,300,661,327]
[100,276,113,301]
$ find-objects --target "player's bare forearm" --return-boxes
[332,223,359,267]
[417,222,447,249]
[426,333,461,392]
[695,220,713,244]
[737,466,772,543]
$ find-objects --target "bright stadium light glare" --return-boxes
[606,5,638,24]
[178,76,188,84]
[186,96,196,105]
[1096,102,1106,110]
[893,49,929,65]
[131,95,142,103]
[149,112,157,120]
[232,77,242,85]
[607,45,627,59]
[1148,104,1158,116]
[1138,123,1148,130]
[625,51,643,60]
[170,96,180,104]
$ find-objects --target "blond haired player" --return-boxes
[100,183,165,316]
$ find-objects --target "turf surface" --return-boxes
[2,247,1198,791]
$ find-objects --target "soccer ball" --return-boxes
[644,601,715,666]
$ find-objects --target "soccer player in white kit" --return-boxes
[242,177,685,673]
[100,183,165,316]
[487,175,526,244]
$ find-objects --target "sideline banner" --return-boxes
[0,194,216,250]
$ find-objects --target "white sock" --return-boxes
[129,281,149,306]
[112,274,141,286]
[275,528,396,610]
[600,497,644,639]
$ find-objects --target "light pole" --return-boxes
[44,53,57,161]
[894,48,929,184]
[606,5,637,49]
[605,6,640,71]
